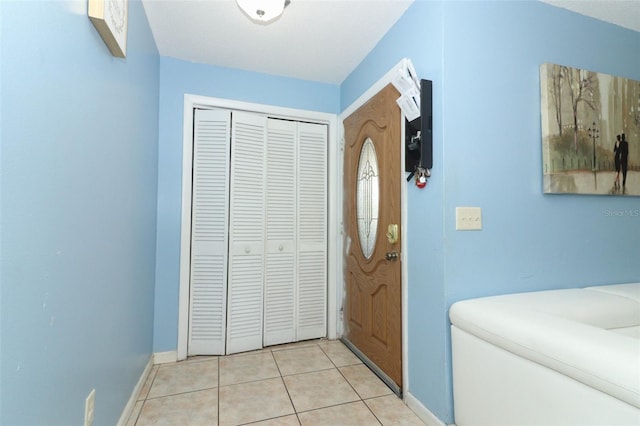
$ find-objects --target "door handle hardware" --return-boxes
[385,251,399,261]
[386,224,399,244]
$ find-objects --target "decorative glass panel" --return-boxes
[356,138,379,259]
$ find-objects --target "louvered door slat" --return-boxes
[297,122,327,340]
[227,112,266,354]
[264,119,297,346]
[298,251,327,335]
[188,109,231,355]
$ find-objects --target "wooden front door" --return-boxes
[343,84,402,388]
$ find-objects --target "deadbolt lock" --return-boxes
[386,224,399,244]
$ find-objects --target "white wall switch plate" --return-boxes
[456,207,482,231]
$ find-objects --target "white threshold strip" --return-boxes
[340,337,401,397]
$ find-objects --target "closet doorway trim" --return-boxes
[178,94,339,361]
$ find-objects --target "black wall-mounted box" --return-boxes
[405,79,433,172]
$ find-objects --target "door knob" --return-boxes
[385,251,399,261]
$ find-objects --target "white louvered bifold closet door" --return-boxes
[297,122,327,340]
[264,119,297,346]
[189,110,327,356]
[226,112,267,354]
[188,109,231,356]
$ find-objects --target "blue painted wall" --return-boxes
[0,1,159,424]
[343,1,640,423]
[2,0,637,424]
[152,57,340,352]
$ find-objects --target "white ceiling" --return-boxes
[141,0,413,84]
[540,1,640,35]
[141,0,640,85]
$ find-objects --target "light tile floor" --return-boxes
[127,339,425,426]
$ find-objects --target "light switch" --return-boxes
[456,207,482,231]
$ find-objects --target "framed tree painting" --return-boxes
[540,63,639,196]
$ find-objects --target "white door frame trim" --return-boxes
[178,94,339,361]
[338,58,411,394]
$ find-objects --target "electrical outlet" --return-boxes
[456,207,482,231]
[84,389,95,426]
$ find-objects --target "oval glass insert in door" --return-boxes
[356,138,380,259]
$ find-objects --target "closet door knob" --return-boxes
[279,244,284,251]
[245,246,251,254]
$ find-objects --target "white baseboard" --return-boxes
[405,392,453,426]
[117,351,179,425]
[117,357,153,426]
[153,350,178,364]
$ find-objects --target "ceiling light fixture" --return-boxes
[236,0,289,24]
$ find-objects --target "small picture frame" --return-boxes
[88,0,128,58]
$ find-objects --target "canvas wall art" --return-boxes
[540,63,640,195]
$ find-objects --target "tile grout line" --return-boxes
[222,345,306,426]
[133,365,158,426]
[137,341,408,426]
[295,399,384,425]
[332,357,385,425]
[143,385,219,401]
[320,343,388,426]
[270,345,303,425]
[295,342,379,423]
